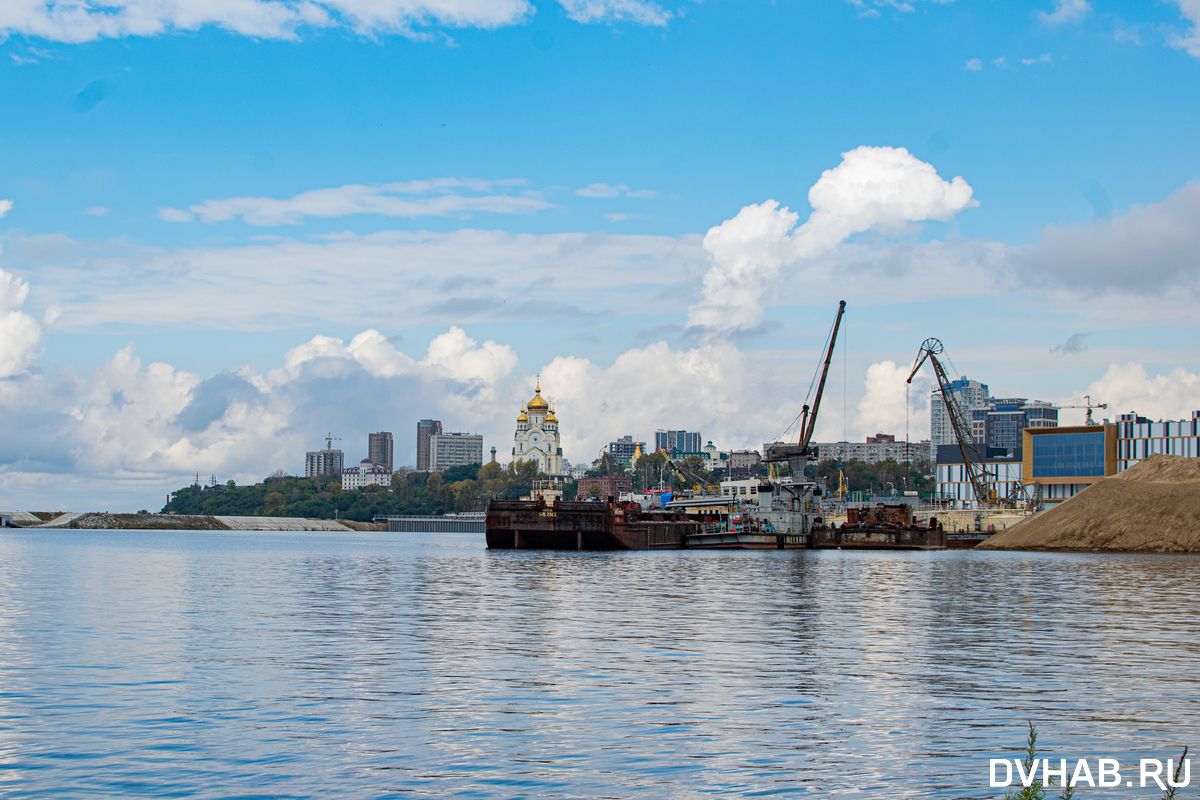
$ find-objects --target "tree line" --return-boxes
[163,461,578,523]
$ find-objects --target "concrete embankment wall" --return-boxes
[5,513,354,531]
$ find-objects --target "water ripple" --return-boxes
[0,531,1197,798]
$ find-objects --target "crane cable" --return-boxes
[773,309,841,445]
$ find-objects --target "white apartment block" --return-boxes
[931,377,989,447]
[341,459,393,490]
[430,432,484,472]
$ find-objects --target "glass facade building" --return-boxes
[1031,431,1107,478]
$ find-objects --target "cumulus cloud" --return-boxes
[965,58,982,71]
[1087,362,1200,421]
[163,178,551,226]
[1037,0,1090,26]
[558,0,671,26]
[1021,53,1053,65]
[0,269,45,379]
[688,146,979,331]
[542,340,795,459]
[1050,332,1090,355]
[0,200,13,218]
[0,320,526,506]
[854,360,932,442]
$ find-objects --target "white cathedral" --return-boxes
[512,379,563,475]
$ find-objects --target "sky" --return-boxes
[1,0,1200,510]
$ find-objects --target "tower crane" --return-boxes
[763,300,847,477]
[1059,394,1108,426]
[906,338,995,507]
[325,432,342,451]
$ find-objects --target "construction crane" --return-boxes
[325,432,342,451]
[906,337,995,507]
[1059,394,1108,426]
[764,301,847,477]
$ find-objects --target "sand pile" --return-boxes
[978,454,1200,553]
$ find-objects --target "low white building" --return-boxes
[341,459,393,490]
[702,441,729,470]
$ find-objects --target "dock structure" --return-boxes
[380,514,486,533]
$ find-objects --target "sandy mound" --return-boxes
[977,454,1200,553]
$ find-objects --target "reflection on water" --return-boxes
[0,530,1197,797]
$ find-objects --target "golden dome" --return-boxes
[517,405,528,423]
[527,378,550,411]
[546,408,558,423]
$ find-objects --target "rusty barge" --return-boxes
[485,494,944,551]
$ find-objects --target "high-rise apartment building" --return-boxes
[305,447,344,478]
[607,435,644,463]
[416,419,442,471]
[931,377,990,449]
[368,431,394,471]
[654,430,702,454]
[429,432,484,472]
[976,399,1059,450]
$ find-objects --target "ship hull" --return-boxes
[486,500,702,551]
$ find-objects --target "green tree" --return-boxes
[265,491,284,509]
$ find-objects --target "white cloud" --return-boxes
[1050,333,1090,355]
[1168,0,1200,59]
[0,269,45,379]
[855,361,932,442]
[1021,53,1053,65]
[542,340,793,459]
[0,200,13,218]
[993,56,1009,69]
[173,178,551,226]
[3,227,704,333]
[0,0,675,43]
[965,58,982,71]
[1037,0,1091,27]
[0,0,534,43]
[0,321,525,506]
[1014,181,1200,295]
[576,183,626,198]
[1087,362,1200,421]
[84,207,110,217]
[604,212,648,221]
[557,0,671,26]
[688,145,979,331]
[625,189,659,199]
[157,207,194,222]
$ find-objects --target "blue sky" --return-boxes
[1,0,1199,509]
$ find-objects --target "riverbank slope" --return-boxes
[977,454,1200,553]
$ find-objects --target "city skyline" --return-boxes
[1,0,1199,509]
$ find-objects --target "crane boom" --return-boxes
[801,300,846,449]
[906,337,993,507]
[764,300,846,471]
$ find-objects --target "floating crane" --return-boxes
[906,337,995,507]
[764,300,847,476]
[1060,394,1108,426]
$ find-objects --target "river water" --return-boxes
[0,530,1196,798]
